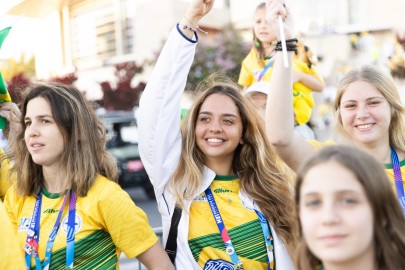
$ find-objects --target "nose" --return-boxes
[320,202,341,225]
[357,104,369,120]
[26,123,39,138]
[209,121,223,133]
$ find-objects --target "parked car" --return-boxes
[98,111,155,199]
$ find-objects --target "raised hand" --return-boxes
[185,0,215,25]
[266,0,295,40]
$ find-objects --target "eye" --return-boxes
[25,121,31,126]
[223,119,234,125]
[368,100,381,106]
[42,119,51,124]
[340,197,358,205]
[199,116,210,123]
[343,103,356,109]
[305,199,321,208]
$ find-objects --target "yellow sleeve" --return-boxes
[98,182,158,258]
[238,49,256,86]
[0,202,25,270]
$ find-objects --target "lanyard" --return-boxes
[205,187,274,270]
[257,57,275,82]
[24,190,77,270]
[390,147,405,215]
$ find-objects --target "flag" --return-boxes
[0,26,12,130]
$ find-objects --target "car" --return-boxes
[98,111,155,199]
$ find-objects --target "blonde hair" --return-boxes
[333,65,405,152]
[253,2,268,67]
[9,83,118,197]
[169,74,298,255]
[295,145,405,269]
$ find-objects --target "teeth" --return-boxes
[207,138,223,143]
[357,124,372,129]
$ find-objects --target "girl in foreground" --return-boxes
[295,145,405,269]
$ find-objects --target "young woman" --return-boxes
[295,145,405,270]
[4,83,173,269]
[265,0,405,214]
[138,0,297,269]
[239,2,324,139]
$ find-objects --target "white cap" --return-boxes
[245,81,271,96]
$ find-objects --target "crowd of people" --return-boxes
[1,0,405,269]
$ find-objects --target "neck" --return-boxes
[353,140,392,164]
[42,166,65,193]
[262,43,275,57]
[205,157,234,176]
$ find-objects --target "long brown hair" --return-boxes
[9,83,118,197]
[295,145,405,269]
[170,74,298,255]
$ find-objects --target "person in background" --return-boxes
[0,201,25,269]
[138,0,297,268]
[239,2,324,139]
[295,145,405,270]
[0,102,21,201]
[265,0,405,214]
[4,83,173,269]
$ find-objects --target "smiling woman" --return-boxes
[138,0,298,269]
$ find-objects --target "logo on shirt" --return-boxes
[18,217,31,232]
[43,208,59,214]
[192,193,208,202]
[213,188,232,194]
[203,259,233,270]
[61,214,82,235]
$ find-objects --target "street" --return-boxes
[119,187,162,270]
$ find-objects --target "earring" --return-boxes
[255,41,261,47]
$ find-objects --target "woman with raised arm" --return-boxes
[265,0,405,214]
[138,0,297,269]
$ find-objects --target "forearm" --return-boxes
[266,51,295,146]
[297,72,324,92]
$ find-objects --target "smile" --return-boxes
[207,138,224,143]
[356,123,373,130]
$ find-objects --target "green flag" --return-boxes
[0,26,12,129]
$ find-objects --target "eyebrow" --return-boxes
[24,114,53,120]
[199,111,238,118]
[341,96,385,104]
[302,190,364,197]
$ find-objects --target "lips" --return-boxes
[207,138,224,143]
[319,234,346,245]
[355,123,374,130]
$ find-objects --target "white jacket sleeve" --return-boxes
[138,26,197,192]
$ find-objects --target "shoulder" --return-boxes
[87,175,123,198]
[308,139,336,150]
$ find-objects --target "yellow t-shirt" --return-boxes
[239,48,323,124]
[308,140,405,195]
[0,148,12,201]
[5,175,158,270]
[188,175,273,269]
[0,202,25,270]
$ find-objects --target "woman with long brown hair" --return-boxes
[138,0,298,269]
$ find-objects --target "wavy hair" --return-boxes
[333,65,405,152]
[9,83,118,197]
[295,145,405,269]
[169,73,298,255]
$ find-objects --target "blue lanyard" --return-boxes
[390,147,405,215]
[258,57,275,82]
[24,190,77,270]
[205,187,274,270]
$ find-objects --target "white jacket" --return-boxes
[138,26,294,270]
